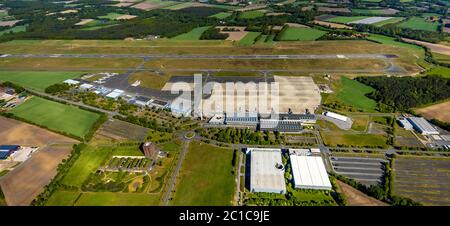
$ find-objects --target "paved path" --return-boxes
[162,132,192,206]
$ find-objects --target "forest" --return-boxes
[356,76,450,112]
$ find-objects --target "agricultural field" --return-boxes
[95,119,150,141]
[372,17,405,26]
[0,145,73,205]
[10,97,101,139]
[393,156,450,205]
[171,26,210,40]
[325,16,370,24]
[0,116,78,146]
[277,27,327,41]
[397,17,439,32]
[209,12,232,19]
[98,13,136,20]
[237,32,261,45]
[415,101,450,123]
[0,71,83,91]
[238,10,265,19]
[426,66,450,78]
[171,141,235,206]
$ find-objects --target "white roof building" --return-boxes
[406,117,439,135]
[79,83,94,90]
[248,148,286,194]
[324,111,349,122]
[63,79,80,85]
[106,89,124,99]
[398,118,413,130]
[289,154,332,190]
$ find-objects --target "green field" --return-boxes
[98,13,133,20]
[10,97,101,139]
[277,27,327,41]
[325,16,370,24]
[238,32,261,45]
[426,66,450,78]
[171,26,210,40]
[239,10,265,19]
[75,192,160,206]
[0,71,82,91]
[336,77,377,112]
[45,191,81,206]
[171,141,235,206]
[209,12,232,19]
[322,130,388,147]
[351,9,389,15]
[0,25,28,36]
[62,146,112,187]
[398,17,439,32]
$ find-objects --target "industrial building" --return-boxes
[225,113,259,126]
[247,148,286,194]
[398,118,413,130]
[259,120,302,133]
[289,150,332,190]
[0,145,20,160]
[406,117,439,135]
[323,111,349,122]
[132,96,152,107]
[106,89,125,99]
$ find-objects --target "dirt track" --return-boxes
[0,145,72,206]
[337,180,388,206]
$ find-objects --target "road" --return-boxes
[162,132,192,206]
[1,53,397,60]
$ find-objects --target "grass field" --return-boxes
[239,10,265,19]
[237,32,261,45]
[373,17,405,26]
[0,25,27,36]
[277,27,327,41]
[98,13,134,20]
[171,141,235,206]
[10,97,100,139]
[62,146,111,187]
[209,12,232,19]
[75,192,161,206]
[45,191,81,206]
[398,17,439,32]
[426,66,450,78]
[336,77,377,112]
[171,26,210,40]
[0,71,83,91]
[322,132,388,147]
[128,71,172,90]
[325,16,370,24]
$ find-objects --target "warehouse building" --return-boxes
[398,118,413,130]
[289,150,332,190]
[323,111,349,122]
[259,120,302,133]
[406,117,439,135]
[247,148,286,194]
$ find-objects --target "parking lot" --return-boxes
[330,155,387,186]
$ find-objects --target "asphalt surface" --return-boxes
[0,53,397,60]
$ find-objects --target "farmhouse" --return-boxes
[247,148,286,194]
[289,150,332,190]
[406,117,439,135]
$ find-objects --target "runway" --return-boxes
[0,53,398,60]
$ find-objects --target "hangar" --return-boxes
[247,148,286,194]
